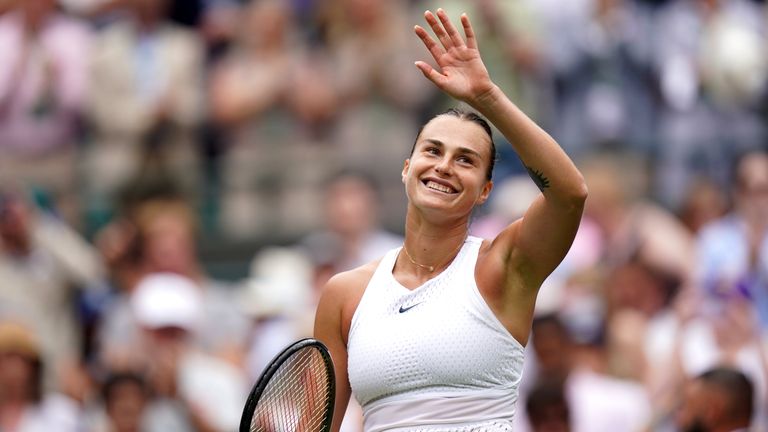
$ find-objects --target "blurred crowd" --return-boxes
[0,0,767,431]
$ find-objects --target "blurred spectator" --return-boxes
[600,261,681,383]
[677,176,728,235]
[642,289,768,430]
[521,0,658,158]
[581,153,695,286]
[514,314,652,432]
[83,0,205,220]
[91,209,143,296]
[603,259,680,322]
[86,366,240,432]
[675,367,754,432]
[239,246,315,381]
[515,314,653,432]
[197,0,242,60]
[323,0,432,226]
[84,370,193,432]
[0,0,93,223]
[526,315,574,388]
[0,320,82,432]
[652,0,767,210]
[0,187,106,387]
[301,171,403,290]
[525,379,571,432]
[96,197,249,368]
[88,372,148,432]
[128,273,248,431]
[209,0,339,238]
[695,150,768,328]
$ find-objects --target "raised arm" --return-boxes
[415,9,587,287]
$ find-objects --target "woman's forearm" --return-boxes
[468,84,587,204]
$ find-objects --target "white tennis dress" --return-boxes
[347,236,525,432]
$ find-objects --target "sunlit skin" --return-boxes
[314,9,587,431]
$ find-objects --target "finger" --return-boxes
[461,13,478,50]
[415,61,447,88]
[414,25,445,63]
[436,8,465,48]
[424,10,453,51]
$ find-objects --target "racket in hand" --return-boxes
[240,338,336,432]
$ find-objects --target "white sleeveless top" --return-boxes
[347,236,525,432]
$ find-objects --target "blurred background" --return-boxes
[0,0,767,431]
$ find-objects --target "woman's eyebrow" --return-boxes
[423,138,482,158]
[423,138,445,148]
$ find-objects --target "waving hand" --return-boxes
[414,9,494,104]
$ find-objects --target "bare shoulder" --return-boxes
[321,260,379,302]
[315,260,381,344]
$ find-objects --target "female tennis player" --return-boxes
[314,9,587,431]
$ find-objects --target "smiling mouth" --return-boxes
[424,180,457,194]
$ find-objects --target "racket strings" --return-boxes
[250,347,333,432]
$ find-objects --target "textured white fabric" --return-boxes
[347,236,525,431]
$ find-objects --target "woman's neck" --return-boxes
[402,225,468,273]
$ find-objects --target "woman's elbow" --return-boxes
[562,175,588,208]
[573,179,589,204]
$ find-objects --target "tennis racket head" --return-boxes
[240,338,336,432]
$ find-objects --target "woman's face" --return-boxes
[402,115,493,218]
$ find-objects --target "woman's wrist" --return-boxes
[466,83,503,113]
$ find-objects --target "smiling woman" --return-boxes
[408,108,496,181]
[313,8,587,432]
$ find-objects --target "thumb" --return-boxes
[415,61,445,88]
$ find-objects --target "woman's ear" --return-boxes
[476,180,493,206]
[402,159,410,184]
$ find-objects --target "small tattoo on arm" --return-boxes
[525,165,550,191]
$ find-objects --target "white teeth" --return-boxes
[426,181,455,193]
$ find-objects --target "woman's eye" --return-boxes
[426,147,440,155]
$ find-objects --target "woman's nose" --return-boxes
[434,157,453,175]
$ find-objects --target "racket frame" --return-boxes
[240,338,336,432]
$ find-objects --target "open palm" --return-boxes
[414,9,494,104]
